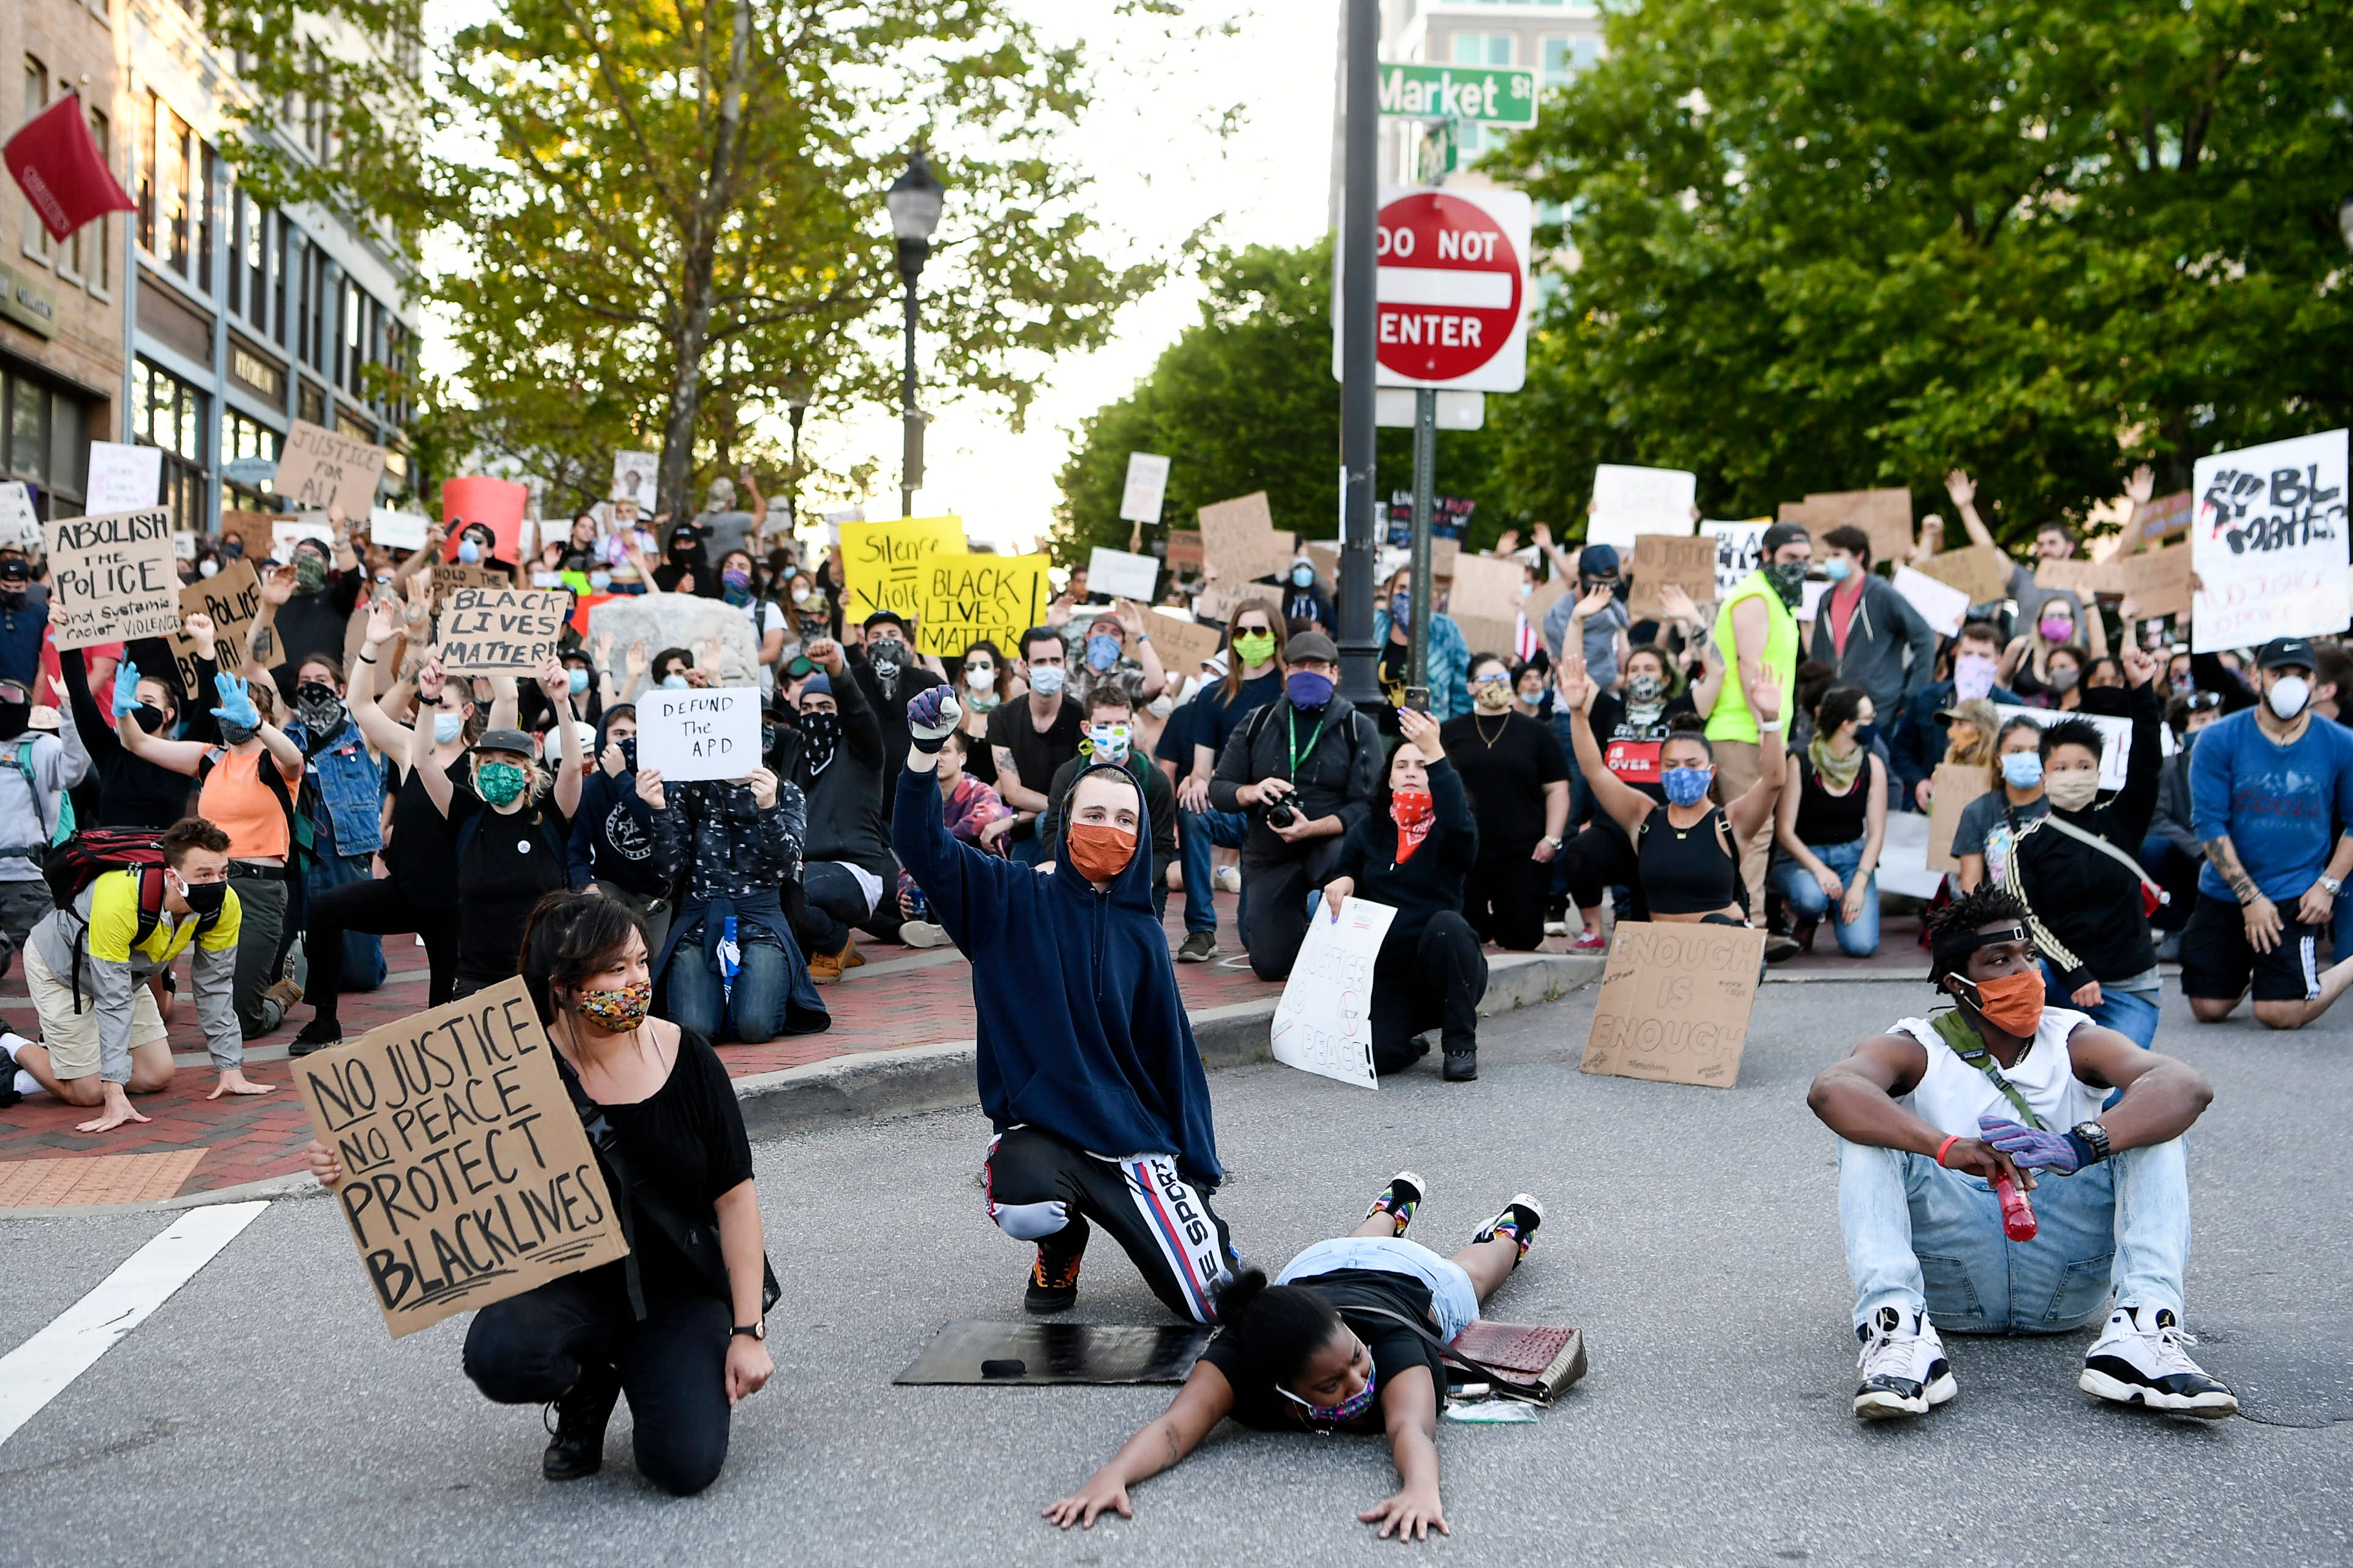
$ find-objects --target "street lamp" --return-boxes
[886,150,945,518]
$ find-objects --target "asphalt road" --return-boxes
[4,977,2350,1568]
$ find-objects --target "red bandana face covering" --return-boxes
[1391,789,1435,863]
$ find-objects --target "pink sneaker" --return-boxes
[1572,928,1607,953]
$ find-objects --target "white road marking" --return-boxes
[0,1200,269,1447]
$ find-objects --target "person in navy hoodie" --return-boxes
[895,684,1241,1321]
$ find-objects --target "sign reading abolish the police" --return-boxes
[45,508,181,649]
[1580,922,1766,1089]
[295,977,628,1339]
[437,586,569,675]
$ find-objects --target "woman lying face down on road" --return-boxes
[1044,1175,1545,1543]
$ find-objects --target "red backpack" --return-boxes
[42,831,227,1008]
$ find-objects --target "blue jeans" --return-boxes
[1178,806,1249,935]
[666,925,794,1045]
[1838,1136,2189,1333]
[1770,838,1879,956]
[1278,1237,1480,1343]
[2041,960,2160,1051]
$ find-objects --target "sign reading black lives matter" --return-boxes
[436,586,569,676]
[295,976,629,1339]
[44,509,181,649]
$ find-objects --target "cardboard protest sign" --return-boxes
[1581,922,1764,1089]
[915,553,1054,659]
[1700,519,1768,600]
[168,559,262,697]
[2132,490,2192,548]
[1270,896,1396,1089]
[272,419,387,517]
[1525,572,1568,638]
[840,515,965,624]
[1926,762,1993,872]
[1588,464,1696,551]
[610,450,657,507]
[2192,429,2350,653]
[370,506,429,551]
[1146,609,1225,678]
[1302,539,1340,586]
[430,561,503,599]
[1193,580,1258,627]
[1629,534,1717,620]
[439,475,531,566]
[2034,557,2123,597]
[272,513,333,564]
[44,509,180,649]
[1892,564,1972,638]
[1914,543,2010,607]
[1119,453,1173,526]
[1874,810,1944,901]
[1087,546,1161,603]
[1990,702,2172,791]
[85,441,162,513]
[1165,529,1204,572]
[1802,488,1913,568]
[436,588,570,676]
[1197,492,1293,585]
[1445,552,1526,625]
[2113,543,2192,621]
[294,976,629,1339]
[637,687,760,782]
[1429,536,1462,581]
[0,481,38,548]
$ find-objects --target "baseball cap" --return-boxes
[474,727,535,759]
[2257,636,2316,672]
[1578,543,1619,576]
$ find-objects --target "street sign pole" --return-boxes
[1408,387,1435,692]
[1337,0,1381,707]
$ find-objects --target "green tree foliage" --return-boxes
[1055,237,1513,566]
[1489,0,2353,546]
[203,0,1155,520]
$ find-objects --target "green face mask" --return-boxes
[1233,631,1277,665]
[1764,560,1809,608]
[293,555,328,595]
[476,761,528,806]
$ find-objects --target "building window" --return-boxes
[20,56,48,265]
[7,376,47,485]
[220,410,281,514]
[234,193,272,327]
[1541,36,1601,89]
[2,366,93,513]
[159,105,193,276]
[80,107,112,289]
[137,92,155,252]
[197,144,216,294]
[1452,32,1515,66]
[131,359,210,532]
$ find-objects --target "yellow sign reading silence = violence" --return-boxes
[834,517,1055,657]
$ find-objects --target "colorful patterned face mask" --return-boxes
[1279,1351,1377,1424]
[572,977,652,1032]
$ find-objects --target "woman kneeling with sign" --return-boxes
[305,890,773,1494]
[1046,1175,1545,1542]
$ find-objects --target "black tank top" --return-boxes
[1792,753,1868,847]
[1636,805,1739,915]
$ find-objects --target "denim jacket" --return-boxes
[289,716,385,858]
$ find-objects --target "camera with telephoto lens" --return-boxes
[1265,798,1296,829]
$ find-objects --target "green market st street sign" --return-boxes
[1378,63,1538,127]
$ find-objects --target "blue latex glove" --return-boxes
[1977,1114,2080,1174]
[112,659,142,718]
[905,686,962,752]
[211,672,261,731]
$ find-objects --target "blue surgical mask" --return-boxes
[2002,751,2044,790]
[661,673,690,691]
[567,668,590,695]
[457,538,482,564]
[433,713,464,744]
[1823,558,1853,581]
[1290,564,1314,589]
[1662,764,1712,807]
[1029,664,1066,697]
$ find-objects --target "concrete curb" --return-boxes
[2,952,1605,1221]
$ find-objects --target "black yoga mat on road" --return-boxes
[894,1320,1215,1385]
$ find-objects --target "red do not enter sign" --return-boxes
[1374,191,1524,385]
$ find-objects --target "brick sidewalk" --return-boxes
[0,891,1285,1208]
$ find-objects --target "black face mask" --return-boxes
[131,703,169,737]
[176,877,229,916]
[0,700,26,741]
[617,736,637,771]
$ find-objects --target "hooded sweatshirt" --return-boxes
[893,757,1223,1186]
[1807,571,1937,720]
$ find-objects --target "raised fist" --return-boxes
[907,686,962,752]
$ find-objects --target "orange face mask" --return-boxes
[1066,823,1136,884]
[1958,969,2045,1037]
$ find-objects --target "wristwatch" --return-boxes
[2068,1119,2112,1165]
[2321,876,2344,897]
[1543,835,1565,850]
[732,1320,766,1341]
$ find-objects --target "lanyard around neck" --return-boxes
[1287,706,1328,777]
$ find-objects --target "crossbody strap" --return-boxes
[1928,1010,2045,1131]
[2036,812,2167,903]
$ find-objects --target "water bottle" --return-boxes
[904,882,928,920]
[718,914,740,1007]
[1995,1173,2038,1241]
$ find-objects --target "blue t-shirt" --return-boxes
[2188,708,2353,903]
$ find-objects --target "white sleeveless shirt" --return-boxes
[1890,1009,2106,1137]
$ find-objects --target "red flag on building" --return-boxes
[4,93,136,244]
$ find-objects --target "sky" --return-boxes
[416,1,1340,553]
[803,1,1340,551]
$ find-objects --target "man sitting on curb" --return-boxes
[1806,886,2234,1421]
[3,817,274,1130]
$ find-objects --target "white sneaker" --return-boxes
[1852,1306,1956,1419]
[1212,865,1242,895]
[2079,1305,2238,1417]
[899,920,952,949]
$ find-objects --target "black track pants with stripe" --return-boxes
[984,1126,1241,1324]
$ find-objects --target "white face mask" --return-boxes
[2268,675,2311,720]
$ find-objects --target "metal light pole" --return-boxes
[784,387,808,542]
[1337,0,1382,706]
[886,150,945,518]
